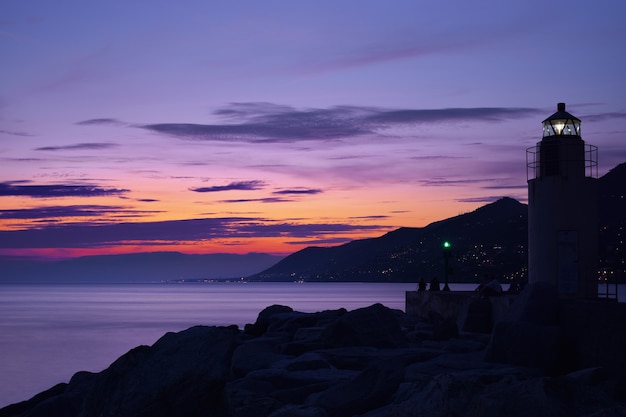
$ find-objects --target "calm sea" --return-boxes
[0,282,623,407]
[0,282,418,407]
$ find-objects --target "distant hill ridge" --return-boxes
[251,197,528,283]
[0,252,283,283]
[251,162,626,283]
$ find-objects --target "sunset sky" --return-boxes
[1,0,625,259]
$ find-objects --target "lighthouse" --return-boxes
[526,103,598,298]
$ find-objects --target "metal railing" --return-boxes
[526,143,598,181]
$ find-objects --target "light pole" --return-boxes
[442,240,452,291]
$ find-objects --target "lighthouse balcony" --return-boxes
[526,142,598,181]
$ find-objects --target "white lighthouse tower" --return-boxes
[526,103,598,298]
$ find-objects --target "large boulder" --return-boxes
[310,360,404,417]
[225,356,355,417]
[391,371,492,417]
[392,364,626,417]
[461,297,493,334]
[486,282,568,372]
[430,311,460,341]
[486,321,564,372]
[498,281,559,326]
[475,369,626,417]
[231,337,290,377]
[321,303,407,348]
[266,309,346,338]
[85,325,239,417]
[245,305,294,337]
[268,405,329,417]
[19,325,240,417]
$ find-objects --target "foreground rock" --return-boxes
[2,303,625,417]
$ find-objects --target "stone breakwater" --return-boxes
[2,301,626,417]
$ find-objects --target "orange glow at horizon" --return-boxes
[0,232,375,260]
[0,179,491,261]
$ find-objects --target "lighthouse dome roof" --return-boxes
[542,102,580,123]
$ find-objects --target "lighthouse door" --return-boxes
[557,230,579,294]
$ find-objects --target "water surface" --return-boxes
[0,282,417,407]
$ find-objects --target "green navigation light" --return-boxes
[443,241,451,248]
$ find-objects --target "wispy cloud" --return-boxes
[76,118,125,126]
[1,158,45,163]
[363,107,539,124]
[219,197,292,203]
[0,205,157,219]
[190,180,266,193]
[140,103,541,144]
[285,237,353,246]
[457,196,521,204]
[0,181,129,198]
[0,129,33,137]
[292,42,461,76]
[419,178,498,187]
[578,112,626,123]
[349,215,390,220]
[483,184,527,190]
[273,188,322,195]
[35,142,118,151]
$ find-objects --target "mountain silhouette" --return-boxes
[598,162,626,277]
[0,252,283,283]
[251,162,626,284]
[250,197,527,283]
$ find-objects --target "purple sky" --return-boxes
[1,0,626,258]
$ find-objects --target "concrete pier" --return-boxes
[407,288,626,374]
[405,290,516,333]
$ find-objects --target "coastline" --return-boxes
[0,282,415,407]
[3,285,626,417]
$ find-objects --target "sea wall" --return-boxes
[405,291,516,333]
[405,291,473,321]
[407,287,626,375]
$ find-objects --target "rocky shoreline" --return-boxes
[2,295,626,417]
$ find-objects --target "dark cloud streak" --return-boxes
[0,129,32,137]
[579,112,626,122]
[349,215,390,219]
[419,178,497,187]
[273,188,322,195]
[140,103,541,144]
[286,237,353,246]
[35,142,118,151]
[457,196,522,204]
[364,107,539,124]
[219,198,292,203]
[76,118,125,126]
[0,182,129,198]
[0,205,158,219]
[190,180,265,193]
